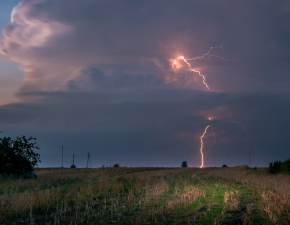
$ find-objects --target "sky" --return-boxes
[0,0,290,167]
[0,0,22,105]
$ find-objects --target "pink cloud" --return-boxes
[0,0,72,92]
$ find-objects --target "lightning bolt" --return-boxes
[169,47,221,167]
[199,124,211,168]
[187,45,225,61]
[171,56,210,90]
[170,46,227,90]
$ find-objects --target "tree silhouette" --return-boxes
[0,136,40,176]
[181,161,188,168]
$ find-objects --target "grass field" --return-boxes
[0,167,289,225]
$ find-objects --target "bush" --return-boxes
[113,164,120,168]
[269,160,282,174]
[70,164,76,169]
[0,136,40,176]
[222,164,228,168]
[268,159,290,174]
[181,161,188,168]
[282,159,290,171]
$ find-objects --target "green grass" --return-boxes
[0,168,288,225]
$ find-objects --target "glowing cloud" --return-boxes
[0,0,73,92]
[2,1,69,52]
[0,0,71,71]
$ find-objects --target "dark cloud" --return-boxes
[67,66,164,91]
[1,89,289,167]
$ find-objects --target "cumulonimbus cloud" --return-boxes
[0,0,227,94]
[0,0,72,92]
[1,0,290,95]
[1,0,71,54]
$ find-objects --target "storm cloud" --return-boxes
[0,0,289,167]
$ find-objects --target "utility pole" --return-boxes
[61,145,64,168]
[71,152,76,168]
[86,152,90,168]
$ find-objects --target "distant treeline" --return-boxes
[269,159,290,174]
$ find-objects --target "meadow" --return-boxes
[0,167,289,225]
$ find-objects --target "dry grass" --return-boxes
[207,167,290,224]
[166,186,204,209]
[223,191,240,212]
[261,191,290,224]
[206,167,290,194]
[0,167,289,225]
[143,179,169,203]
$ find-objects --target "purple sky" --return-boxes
[0,0,290,167]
